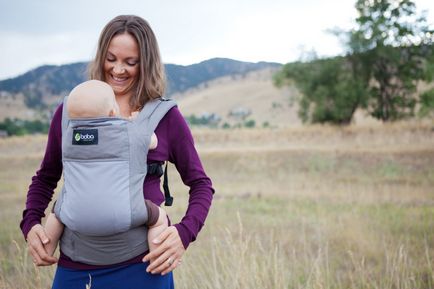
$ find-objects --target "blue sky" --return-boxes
[0,0,433,80]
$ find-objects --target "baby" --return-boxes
[44,80,167,258]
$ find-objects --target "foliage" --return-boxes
[418,88,434,117]
[243,119,256,128]
[0,118,49,136]
[222,122,231,129]
[275,0,434,124]
[185,113,221,127]
[276,58,368,124]
[347,0,434,121]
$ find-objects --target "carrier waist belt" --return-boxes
[59,225,149,265]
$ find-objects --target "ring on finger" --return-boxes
[167,257,174,266]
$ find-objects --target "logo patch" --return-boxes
[72,129,98,145]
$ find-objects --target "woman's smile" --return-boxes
[104,33,140,98]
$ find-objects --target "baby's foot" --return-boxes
[149,133,158,150]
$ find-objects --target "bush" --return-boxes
[222,122,231,129]
[244,119,256,128]
[0,118,49,136]
[185,113,221,127]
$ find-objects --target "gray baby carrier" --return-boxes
[54,96,176,265]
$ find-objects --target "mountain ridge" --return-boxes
[0,58,281,110]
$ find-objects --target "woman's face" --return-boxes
[104,33,140,99]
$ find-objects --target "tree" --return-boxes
[275,57,368,124]
[418,88,434,117]
[274,0,433,124]
[348,0,434,121]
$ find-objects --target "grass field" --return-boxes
[0,122,433,289]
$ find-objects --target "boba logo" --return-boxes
[75,133,95,141]
[72,129,98,145]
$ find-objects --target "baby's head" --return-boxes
[67,80,120,118]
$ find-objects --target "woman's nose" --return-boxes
[113,63,125,74]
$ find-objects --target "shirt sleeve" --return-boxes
[166,107,215,249]
[20,104,63,239]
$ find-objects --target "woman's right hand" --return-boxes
[27,224,58,266]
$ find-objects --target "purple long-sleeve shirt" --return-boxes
[20,103,214,269]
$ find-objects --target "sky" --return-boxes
[0,0,433,80]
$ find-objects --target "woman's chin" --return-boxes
[112,86,132,97]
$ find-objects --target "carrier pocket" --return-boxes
[60,159,131,236]
[63,119,129,161]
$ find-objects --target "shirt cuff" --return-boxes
[173,223,193,249]
[21,219,41,240]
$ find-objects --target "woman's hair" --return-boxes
[89,15,165,110]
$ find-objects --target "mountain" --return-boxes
[0,58,281,111]
[165,58,281,94]
[0,63,88,108]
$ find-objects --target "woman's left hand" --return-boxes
[143,226,185,275]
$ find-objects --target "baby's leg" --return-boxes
[44,213,64,256]
[147,207,168,253]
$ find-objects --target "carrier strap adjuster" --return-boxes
[147,162,173,206]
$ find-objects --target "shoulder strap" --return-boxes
[136,98,177,206]
[135,98,177,132]
[149,98,177,134]
[61,95,70,136]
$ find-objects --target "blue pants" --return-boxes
[52,262,174,289]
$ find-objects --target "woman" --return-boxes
[20,15,214,288]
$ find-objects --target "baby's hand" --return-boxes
[43,239,59,258]
[148,207,169,257]
[43,212,63,259]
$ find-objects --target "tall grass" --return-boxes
[0,123,433,288]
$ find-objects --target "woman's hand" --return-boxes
[143,226,185,275]
[27,224,58,266]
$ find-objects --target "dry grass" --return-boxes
[0,122,433,288]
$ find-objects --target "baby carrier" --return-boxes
[54,96,176,265]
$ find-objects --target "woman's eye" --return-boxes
[127,61,138,66]
[106,58,115,62]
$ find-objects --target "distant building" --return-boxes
[0,130,8,138]
[228,106,251,120]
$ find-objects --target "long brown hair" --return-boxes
[89,15,165,110]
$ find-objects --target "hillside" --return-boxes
[176,68,302,128]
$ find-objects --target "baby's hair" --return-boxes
[67,80,119,118]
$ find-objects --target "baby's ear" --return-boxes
[109,109,116,117]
